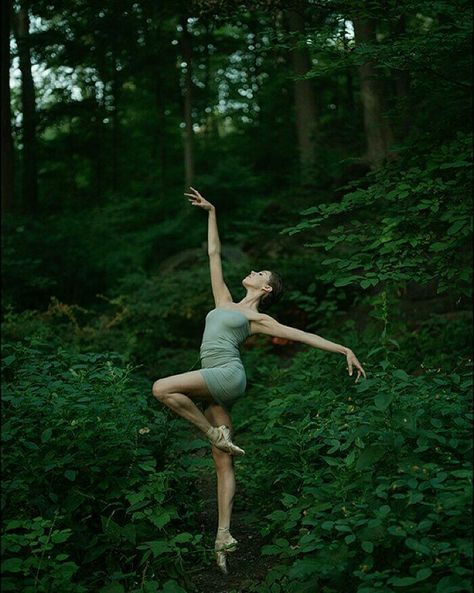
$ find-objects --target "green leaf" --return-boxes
[149,510,171,529]
[451,469,471,478]
[99,583,125,593]
[447,220,466,235]
[361,540,374,553]
[1,558,24,573]
[334,277,355,287]
[345,450,356,466]
[51,529,72,543]
[64,470,76,481]
[389,576,418,586]
[416,568,433,581]
[41,428,53,443]
[147,540,171,558]
[377,505,391,518]
[374,392,393,410]
[392,369,410,381]
[430,242,449,251]
[436,574,471,593]
[172,532,193,544]
[281,493,299,507]
[161,580,188,593]
[405,537,431,555]
[321,456,340,466]
[388,567,432,587]
[356,445,386,470]
[388,525,406,537]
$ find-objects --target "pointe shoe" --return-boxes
[214,527,238,574]
[206,425,246,456]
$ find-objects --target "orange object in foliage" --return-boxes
[272,336,290,346]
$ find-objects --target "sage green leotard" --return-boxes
[199,307,250,412]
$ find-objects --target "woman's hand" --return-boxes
[345,349,366,383]
[184,186,215,212]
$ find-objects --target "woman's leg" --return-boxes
[204,403,236,532]
[152,370,216,434]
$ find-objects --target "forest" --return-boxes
[1,0,472,592]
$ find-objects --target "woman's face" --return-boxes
[242,270,272,291]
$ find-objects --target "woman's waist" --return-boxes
[200,343,243,366]
[200,339,240,354]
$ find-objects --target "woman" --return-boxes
[152,186,367,573]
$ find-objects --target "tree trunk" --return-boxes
[110,30,120,193]
[111,66,119,193]
[343,20,355,114]
[1,0,14,215]
[180,16,195,190]
[202,20,214,142]
[154,73,166,192]
[392,14,410,135]
[352,17,394,170]
[13,0,38,214]
[147,7,167,193]
[287,9,318,184]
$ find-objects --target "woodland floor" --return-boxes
[186,449,275,593]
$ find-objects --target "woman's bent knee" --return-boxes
[152,379,168,401]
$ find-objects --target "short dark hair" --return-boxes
[259,271,284,311]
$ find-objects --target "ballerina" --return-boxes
[152,186,366,573]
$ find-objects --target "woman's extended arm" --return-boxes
[255,314,367,383]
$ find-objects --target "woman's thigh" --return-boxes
[152,370,216,405]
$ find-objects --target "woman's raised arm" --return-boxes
[184,187,233,305]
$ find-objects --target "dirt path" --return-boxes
[187,459,275,593]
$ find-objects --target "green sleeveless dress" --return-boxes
[199,307,250,412]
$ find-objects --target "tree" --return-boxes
[180,15,195,189]
[12,0,38,213]
[287,8,318,183]
[352,16,394,169]
[1,0,14,215]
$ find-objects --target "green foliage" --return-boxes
[3,0,473,591]
[1,337,213,591]
[281,132,473,296]
[1,514,85,593]
[238,348,473,593]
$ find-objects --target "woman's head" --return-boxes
[242,269,284,310]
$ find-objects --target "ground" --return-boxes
[186,449,275,593]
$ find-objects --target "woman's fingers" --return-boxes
[346,353,367,382]
[189,186,204,199]
[354,363,366,381]
[356,361,366,379]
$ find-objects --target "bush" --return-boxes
[1,337,211,592]
[236,348,473,593]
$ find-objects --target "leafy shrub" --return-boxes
[236,348,473,593]
[1,337,212,592]
[1,514,86,593]
[281,132,473,297]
